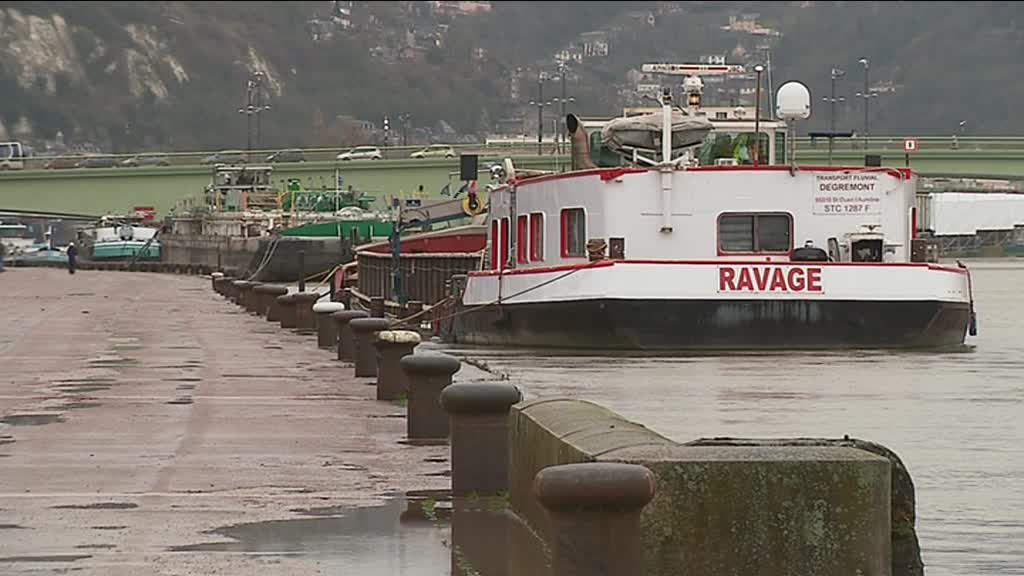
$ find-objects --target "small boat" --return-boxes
[84,217,161,260]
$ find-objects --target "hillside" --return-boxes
[2,1,1023,154]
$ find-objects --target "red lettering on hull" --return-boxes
[718,266,824,293]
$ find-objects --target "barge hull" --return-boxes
[448,298,970,350]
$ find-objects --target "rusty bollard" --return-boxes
[292,292,321,334]
[213,275,232,297]
[276,293,298,329]
[535,463,656,576]
[370,296,386,318]
[259,285,289,320]
[332,310,368,362]
[372,331,421,401]
[244,283,265,314]
[401,353,461,441]
[350,318,391,377]
[235,280,257,308]
[211,271,224,293]
[440,383,522,496]
[313,302,345,349]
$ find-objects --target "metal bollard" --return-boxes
[292,292,321,333]
[440,383,522,496]
[372,331,421,401]
[400,353,461,441]
[233,280,256,307]
[370,296,386,318]
[225,279,242,303]
[259,285,289,320]
[244,283,264,314]
[534,463,656,576]
[331,310,368,362]
[313,302,345,348]
[405,300,424,322]
[211,271,224,292]
[349,318,391,377]
[214,275,232,296]
[339,287,353,309]
[276,293,298,329]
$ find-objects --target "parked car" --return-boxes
[201,150,247,165]
[43,157,80,170]
[336,146,383,161]
[410,144,456,159]
[79,156,118,169]
[266,149,306,163]
[120,153,171,167]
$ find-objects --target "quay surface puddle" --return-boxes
[1,414,64,426]
[167,492,548,575]
[0,555,92,563]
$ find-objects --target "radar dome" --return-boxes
[776,81,811,120]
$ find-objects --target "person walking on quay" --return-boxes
[66,242,78,274]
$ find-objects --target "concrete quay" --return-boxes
[0,268,464,575]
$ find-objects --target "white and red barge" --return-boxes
[448,162,973,350]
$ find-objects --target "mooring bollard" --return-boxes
[405,300,424,322]
[213,275,231,296]
[276,293,298,329]
[332,310,368,362]
[258,285,289,319]
[292,292,321,334]
[237,281,258,309]
[233,280,255,307]
[441,383,522,496]
[350,318,392,377]
[401,353,461,441]
[211,271,224,292]
[534,463,656,576]
[339,287,353,310]
[313,301,345,348]
[225,278,241,302]
[244,283,265,314]
[370,296,386,318]
[373,331,421,401]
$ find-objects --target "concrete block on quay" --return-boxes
[508,398,901,576]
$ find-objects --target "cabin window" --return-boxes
[500,218,510,269]
[490,219,499,270]
[517,215,529,264]
[530,213,544,262]
[560,208,586,258]
[718,213,792,253]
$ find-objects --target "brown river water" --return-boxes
[436,258,1024,575]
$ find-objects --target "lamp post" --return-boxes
[854,58,876,150]
[528,73,551,155]
[822,67,845,165]
[753,64,764,166]
[550,63,575,154]
[399,113,411,146]
[238,72,270,161]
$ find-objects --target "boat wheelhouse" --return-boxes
[448,84,974,350]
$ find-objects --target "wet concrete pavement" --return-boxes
[0,268,470,575]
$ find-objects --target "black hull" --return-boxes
[446,299,970,350]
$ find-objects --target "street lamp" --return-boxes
[822,67,846,165]
[528,72,552,155]
[753,64,764,166]
[550,63,576,154]
[398,113,412,146]
[854,58,877,150]
[238,72,270,160]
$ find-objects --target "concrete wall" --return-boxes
[510,398,904,576]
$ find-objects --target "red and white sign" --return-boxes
[903,138,918,153]
[719,266,823,293]
[813,173,882,215]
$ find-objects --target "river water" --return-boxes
[439,259,1024,576]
